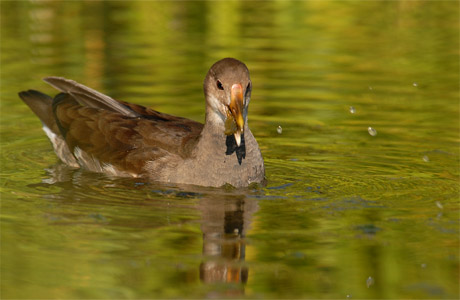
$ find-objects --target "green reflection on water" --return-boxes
[1,1,459,299]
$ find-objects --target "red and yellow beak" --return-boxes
[225,83,244,146]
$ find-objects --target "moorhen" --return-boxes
[19,58,265,187]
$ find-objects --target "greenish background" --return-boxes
[1,1,459,299]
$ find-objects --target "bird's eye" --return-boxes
[217,80,224,90]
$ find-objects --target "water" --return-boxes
[366,276,374,288]
[1,1,459,299]
[367,126,377,136]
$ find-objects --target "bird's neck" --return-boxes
[200,117,226,146]
[203,102,225,126]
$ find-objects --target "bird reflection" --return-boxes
[31,163,260,296]
[198,195,258,291]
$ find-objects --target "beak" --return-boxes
[228,83,244,146]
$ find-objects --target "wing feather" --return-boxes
[44,76,139,117]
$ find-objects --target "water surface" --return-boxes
[1,1,459,298]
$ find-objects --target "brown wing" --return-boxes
[44,76,198,127]
[53,93,203,176]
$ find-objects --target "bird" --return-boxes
[18,58,265,187]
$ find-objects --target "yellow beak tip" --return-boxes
[234,131,242,147]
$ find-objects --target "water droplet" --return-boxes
[435,201,443,209]
[349,106,356,114]
[413,82,418,87]
[277,125,282,134]
[368,86,373,90]
[346,294,352,298]
[422,155,429,162]
[366,276,374,288]
[368,127,377,136]
[421,263,427,268]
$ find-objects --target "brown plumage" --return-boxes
[19,58,265,187]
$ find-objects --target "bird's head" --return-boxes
[204,58,252,147]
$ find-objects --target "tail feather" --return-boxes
[19,89,79,167]
[18,90,58,133]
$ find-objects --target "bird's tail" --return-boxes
[19,89,79,167]
[18,89,58,133]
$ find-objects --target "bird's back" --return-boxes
[19,77,203,177]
